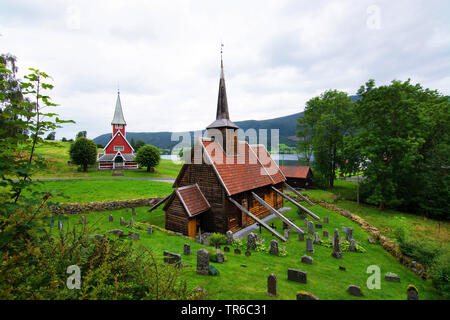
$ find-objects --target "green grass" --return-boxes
[304,180,450,252]
[28,179,173,203]
[56,201,443,300]
[30,140,182,179]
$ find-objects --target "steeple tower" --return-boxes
[111,90,127,136]
[206,47,239,156]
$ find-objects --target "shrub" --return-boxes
[430,252,450,299]
[135,145,160,172]
[208,233,227,248]
[69,137,98,172]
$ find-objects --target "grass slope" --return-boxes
[32,141,182,178]
[57,202,442,300]
[29,179,173,203]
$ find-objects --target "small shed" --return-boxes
[280,166,313,188]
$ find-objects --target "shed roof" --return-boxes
[280,166,312,179]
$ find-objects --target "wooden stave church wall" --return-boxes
[165,196,189,235]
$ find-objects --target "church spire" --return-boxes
[111,91,126,125]
[207,45,238,130]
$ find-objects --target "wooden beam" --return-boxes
[228,197,287,242]
[147,193,172,212]
[272,187,321,221]
[284,182,315,206]
[251,192,305,234]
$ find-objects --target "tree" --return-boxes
[69,137,98,172]
[136,145,160,172]
[352,79,449,216]
[46,132,55,140]
[61,137,67,142]
[130,137,136,150]
[296,115,313,166]
[76,130,86,139]
[298,90,355,187]
[134,139,145,152]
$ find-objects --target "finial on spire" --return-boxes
[220,42,224,78]
[117,81,120,95]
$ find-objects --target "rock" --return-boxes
[348,285,362,296]
[385,273,400,282]
[301,255,313,264]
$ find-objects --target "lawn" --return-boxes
[31,140,182,179]
[55,201,443,300]
[303,180,450,251]
[28,179,173,203]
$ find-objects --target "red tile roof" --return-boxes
[280,166,312,179]
[176,184,211,217]
[202,140,285,195]
[249,144,285,184]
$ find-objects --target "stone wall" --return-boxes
[49,197,161,215]
[308,198,427,279]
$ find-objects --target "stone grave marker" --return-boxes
[346,228,353,241]
[298,232,304,242]
[58,221,63,231]
[120,217,125,226]
[349,239,356,252]
[269,240,279,256]
[284,229,290,239]
[247,233,257,250]
[132,207,136,216]
[245,251,251,257]
[307,221,314,234]
[128,231,134,240]
[306,238,315,253]
[314,232,321,244]
[301,255,313,264]
[226,231,233,245]
[296,292,319,300]
[129,218,134,227]
[164,251,182,266]
[196,249,210,275]
[133,232,140,241]
[323,230,329,238]
[348,285,362,297]
[80,216,86,224]
[110,229,124,237]
[287,269,307,284]
[217,252,225,263]
[183,244,191,255]
[315,224,322,229]
[109,214,113,222]
[407,286,419,300]
[304,218,308,227]
[332,229,342,259]
[385,273,400,282]
[223,246,230,252]
[324,217,329,224]
[234,248,241,255]
[146,226,153,234]
[267,274,277,296]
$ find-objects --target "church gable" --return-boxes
[104,131,134,154]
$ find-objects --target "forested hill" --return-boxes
[93,112,304,150]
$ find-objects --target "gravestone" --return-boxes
[94,234,104,241]
[125,208,129,212]
[109,214,113,222]
[128,231,134,240]
[196,249,210,275]
[129,218,134,227]
[306,238,315,253]
[183,243,191,255]
[120,217,125,226]
[314,232,321,245]
[407,286,419,300]
[287,269,307,284]
[304,218,308,227]
[245,251,251,257]
[146,226,153,234]
[80,216,86,224]
[132,207,136,216]
[234,248,241,255]
[133,232,140,241]
[164,251,182,266]
[269,240,279,256]
[345,228,353,241]
[217,252,225,263]
[110,229,124,237]
[323,230,329,238]
[284,229,290,239]
[349,239,356,252]
[226,231,233,245]
[58,221,63,230]
[247,233,257,250]
[301,255,313,264]
[296,292,319,300]
[298,213,306,220]
[385,273,400,282]
[307,221,314,234]
[348,285,362,297]
[315,224,322,229]
[298,232,305,242]
[223,246,230,253]
[267,274,277,296]
[324,217,329,224]
[332,229,342,259]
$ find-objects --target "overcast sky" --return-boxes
[1,0,449,140]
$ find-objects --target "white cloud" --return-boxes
[0,0,449,140]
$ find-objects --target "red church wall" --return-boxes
[105,132,133,154]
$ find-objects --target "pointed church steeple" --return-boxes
[111,90,126,125]
[206,53,239,130]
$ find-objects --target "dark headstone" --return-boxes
[348,285,362,297]
[332,229,342,259]
[306,238,315,253]
[217,252,225,264]
[267,274,277,296]
[323,230,329,238]
[234,248,241,255]
[339,266,346,271]
[296,292,319,300]
[269,240,279,256]
[407,286,419,300]
[385,273,400,282]
[164,251,182,266]
[109,214,113,222]
[146,226,153,234]
[313,232,321,245]
[245,251,251,257]
[301,255,313,264]
[247,233,257,250]
[120,217,125,226]
[129,218,134,228]
[133,232,139,241]
[132,207,136,216]
[287,269,307,284]
[223,246,230,252]
[349,239,356,252]
[315,224,322,229]
[226,231,233,245]
[307,221,314,234]
[298,232,305,241]
[128,231,134,240]
[323,217,329,224]
[183,243,191,255]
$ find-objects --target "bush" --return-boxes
[208,233,227,248]
[135,145,160,172]
[69,137,98,172]
[430,252,450,299]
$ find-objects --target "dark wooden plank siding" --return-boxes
[165,197,189,235]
